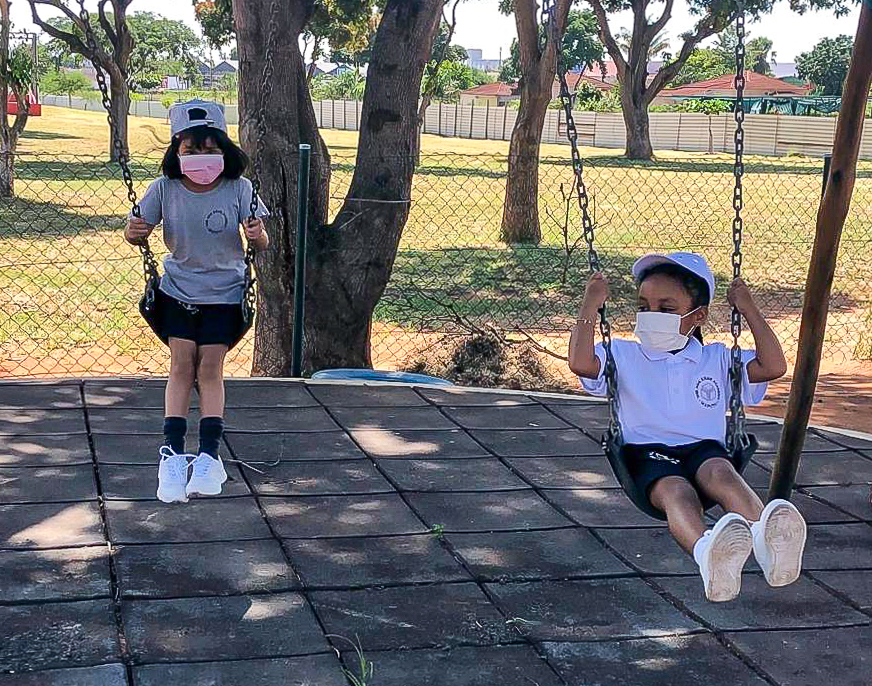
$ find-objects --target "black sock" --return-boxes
[199,416,225,459]
[163,416,187,454]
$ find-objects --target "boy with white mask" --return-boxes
[569,252,807,602]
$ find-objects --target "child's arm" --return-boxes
[244,218,269,251]
[728,278,788,383]
[124,217,154,246]
[568,272,608,379]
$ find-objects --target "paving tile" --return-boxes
[707,489,855,525]
[99,463,250,500]
[0,546,111,602]
[84,379,172,408]
[753,450,872,486]
[751,425,844,452]
[544,402,613,428]
[134,655,346,686]
[544,488,667,527]
[470,428,602,457]
[406,491,572,532]
[376,458,528,492]
[418,387,539,406]
[485,578,701,641]
[528,394,597,406]
[92,433,183,465]
[350,429,488,459]
[309,384,428,406]
[810,570,872,610]
[596,527,696,575]
[447,528,630,581]
[542,635,768,686]
[741,461,776,489]
[225,431,366,462]
[104,498,271,544]
[0,382,82,410]
[262,494,426,538]
[88,409,185,434]
[223,380,318,408]
[0,502,104,549]
[802,485,872,521]
[284,534,470,588]
[354,645,564,686]
[330,406,456,430]
[0,466,98,503]
[801,524,872,570]
[505,456,618,489]
[813,429,872,451]
[246,460,393,496]
[0,600,119,672]
[115,540,299,597]
[0,433,92,466]
[0,409,85,435]
[310,583,515,650]
[122,592,329,662]
[442,405,570,430]
[223,407,339,432]
[727,626,872,686]
[657,574,867,630]
[0,664,127,686]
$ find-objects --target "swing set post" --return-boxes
[769,0,872,501]
[292,144,311,377]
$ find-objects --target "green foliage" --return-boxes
[40,70,92,98]
[432,20,467,64]
[651,98,732,114]
[310,71,367,100]
[796,35,854,96]
[712,27,774,76]
[3,43,36,93]
[670,49,730,87]
[192,0,234,50]
[471,68,495,86]
[422,60,475,102]
[499,10,604,83]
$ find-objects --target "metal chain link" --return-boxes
[545,0,622,441]
[74,0,159,296]
[728,2,750,452]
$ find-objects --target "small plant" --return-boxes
[430,523,446,539]
[327,634,374,686]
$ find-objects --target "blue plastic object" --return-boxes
[311,369,453,386]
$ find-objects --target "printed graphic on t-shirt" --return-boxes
[205,208,229,234]
[695,376,721,408]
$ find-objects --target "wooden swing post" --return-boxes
[769,0,872,501]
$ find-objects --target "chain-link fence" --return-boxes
[2,149,871,385]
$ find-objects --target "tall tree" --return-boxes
[617,27,670,60]
[796,34,854,95]
[27,0,134,161]
[232,0,442,374]
[713,26,773,75]
[1,0,33,196]
[670,47,730,86]
[500,3,602,244]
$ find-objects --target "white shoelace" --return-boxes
[192,456,216,479]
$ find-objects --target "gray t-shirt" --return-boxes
[136,176,269,305]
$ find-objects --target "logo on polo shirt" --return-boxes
[695,376,721,408]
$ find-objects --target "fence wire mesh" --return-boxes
[2,149,871,387]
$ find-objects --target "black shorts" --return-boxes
[158,290,243,348]
[623,440,734,501]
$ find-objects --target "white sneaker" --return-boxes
[156,446,190,504]
[752,499,807,587]
[696,513,753,602]
[185,452,228,497]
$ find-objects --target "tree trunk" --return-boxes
[108,74,130,162]
[304,0,442,371]
[0,151,13,198]
[622,99,654,160]
[233,0,331,377]
[500,84,550,244]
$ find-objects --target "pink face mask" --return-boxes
[179,153,225,185]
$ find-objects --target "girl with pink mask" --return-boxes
[124,100,269,504]
[570,252,807,603]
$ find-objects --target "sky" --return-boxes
[9,0,863,63]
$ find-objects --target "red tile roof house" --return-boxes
[656,71,811,104]
[459,73,612,107]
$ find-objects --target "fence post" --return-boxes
[454,102,458,137]
[821,153,833,197]
[470,102,474,138]
[502,105,508,140]
[485,100,490,139]
[438,102,442,136]
[292,144,312,377]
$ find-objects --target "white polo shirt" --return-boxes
[580,338,767,446]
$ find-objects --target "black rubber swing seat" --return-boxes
[602,431,759,521]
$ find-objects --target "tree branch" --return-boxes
[27,0,92,57]
[650,0,674,38]
[98,0,119,51]
[587,0,627,79]
[515,0,539,71]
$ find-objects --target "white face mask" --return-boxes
[634,308,701,352]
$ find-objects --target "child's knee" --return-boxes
[697,457,739,485]
[651,476,700,511]
[169,352,196,381]
[197,353,225,381]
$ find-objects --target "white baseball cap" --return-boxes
[632,252,716,305]
[169,99,227,136]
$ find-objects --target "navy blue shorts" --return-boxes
[623,440,733,501]
[158,290,242,348]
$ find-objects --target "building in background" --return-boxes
[464,48,502,72]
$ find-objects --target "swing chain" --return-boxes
[545,0,622,441]
[728,2,749,453]
[75,0,160,292]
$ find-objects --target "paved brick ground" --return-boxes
[0,379,870,685]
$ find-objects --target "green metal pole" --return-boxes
[292,144,311,377]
